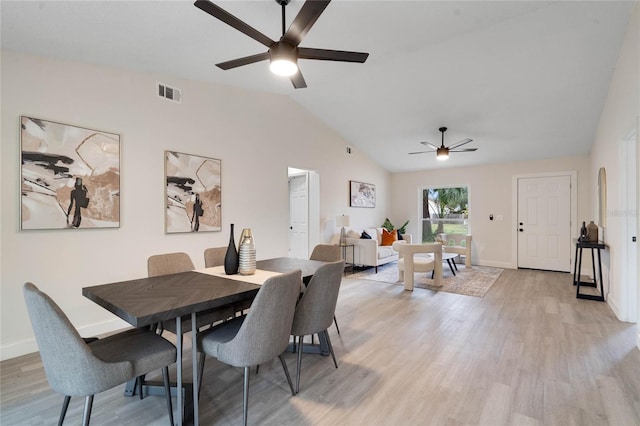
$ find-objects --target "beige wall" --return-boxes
[0,50,390,359]
[589,3,639,328]
[390,155,591,269]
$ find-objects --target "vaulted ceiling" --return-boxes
[1,1,635,172]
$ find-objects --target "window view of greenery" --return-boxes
[422,187,469,242]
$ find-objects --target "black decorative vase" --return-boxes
[579,221,587,242]
[224,223,239,275]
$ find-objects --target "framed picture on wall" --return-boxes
[20,116,120,230]
[165,151,222,233]
[350,180,376,208]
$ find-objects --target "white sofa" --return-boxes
[338,227,413,272]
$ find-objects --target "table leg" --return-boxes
[597,248,605,301]
[573,243,579,285]
[576,247,583,297]
[288,334,329,356]
[447,259,456,276]
[191,313,199,426]
[176,316,182,426]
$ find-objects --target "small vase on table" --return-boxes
[238,228,256,276]
[224,223,239,275]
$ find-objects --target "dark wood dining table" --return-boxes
[82,257,326,426]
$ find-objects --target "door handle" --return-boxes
[290,226,293,230]
[519,229,524,232]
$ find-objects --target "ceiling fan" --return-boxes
[194,0,369,89]
[409,127,477,161]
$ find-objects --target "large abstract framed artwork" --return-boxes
[350,180,376,208]
[20,116,120,230]
[165,151,221,233]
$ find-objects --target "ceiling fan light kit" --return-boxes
[269,42,298,76]
[409,126,477,161]
[436,147,449,161]
[194,0,369,88]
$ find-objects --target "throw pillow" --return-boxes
[381,229,398,246]
[361,230,372,239]
[347,229,360,239]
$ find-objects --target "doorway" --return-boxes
[516,173,574,272]
[288,167,320,259]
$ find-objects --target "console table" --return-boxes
[573,240,607,302]
[338,243,355,275]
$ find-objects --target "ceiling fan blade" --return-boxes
[216,52,270,70]
[290,69,307,89]
[194,0,275,48]
[450,148,478,152]
[419,141,440,150]
[409,150,435,155]
[282,0,331,46]
[448,138,473,150]
[298,47,369,63]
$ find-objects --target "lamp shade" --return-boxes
[336,215,350,227]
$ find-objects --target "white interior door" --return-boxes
[517,175,572,272]
[620,132,638,322]
[289,174,309,259]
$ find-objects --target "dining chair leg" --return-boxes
[58,395,71,426]
[278,354,295,396]
[197,353,206,398]
[333,315,341,335]
[324,330,338,369]
[243,366,250,426]
[162,366,174,426]
[296,336,304,394]
[82,395,94,426]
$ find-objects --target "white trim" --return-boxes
[511,170,578,270]
[1,318,129,361]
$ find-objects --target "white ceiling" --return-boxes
[1,1,635,172]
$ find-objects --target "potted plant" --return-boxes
[382,218,409,234]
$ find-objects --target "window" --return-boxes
[421,186,469,243]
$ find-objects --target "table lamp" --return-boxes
[336,215,350,245]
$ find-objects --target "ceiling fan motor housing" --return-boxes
[270,41,297,63]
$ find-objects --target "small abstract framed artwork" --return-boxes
[20,116,120,230]
[350,180,376,208]
[165,151,221,233]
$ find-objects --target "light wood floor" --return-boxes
[2,268,639,425]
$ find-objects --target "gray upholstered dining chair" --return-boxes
[204,246,252,316]
[309,244,341,263]
[290,260,345,393]
[148,252,235,336]
[203,246,226,268]
[196,270,301,426]
[309,244,342,334]
[23,283,176,426]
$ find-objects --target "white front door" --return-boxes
[517,175,572,272]
[289,174,309,259]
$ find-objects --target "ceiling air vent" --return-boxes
[157,83,181,103]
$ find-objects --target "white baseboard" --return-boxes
[1,318,129,361]
[607,296,623,321]
[476,261,514,269]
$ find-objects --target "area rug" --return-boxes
[350,262,503,298]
